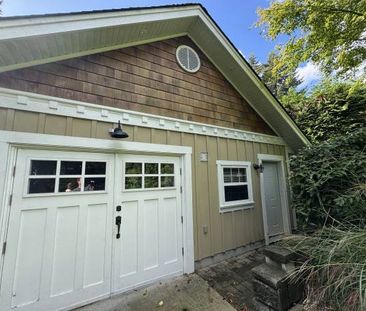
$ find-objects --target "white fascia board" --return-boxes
[0,6,201,40]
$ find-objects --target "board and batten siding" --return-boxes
[0,108,287,260]
[0,36,274,136]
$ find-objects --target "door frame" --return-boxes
[0,130,194,293]
[257,154,291,245]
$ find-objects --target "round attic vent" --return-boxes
[176,45,201,73]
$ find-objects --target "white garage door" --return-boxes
[112,155,183,293]
[0,149,184,311]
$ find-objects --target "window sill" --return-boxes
[219,201,255,213]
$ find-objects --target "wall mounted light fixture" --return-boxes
[253,163,264,173]
[110,120,129,138]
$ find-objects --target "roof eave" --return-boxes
[0,4,310,151]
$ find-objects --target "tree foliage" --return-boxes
[257,0,366,76]
[248,52,302,98]
[290,128,366,230]
[282,79,366,143]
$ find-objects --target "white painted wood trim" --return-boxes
[0,6,201,40]
[0,130,194,276]
[0,87,285,146]
[216,160,254,213]
[257,154,291,245]
[0,143,16,281]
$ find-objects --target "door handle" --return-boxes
[115,216,121,239]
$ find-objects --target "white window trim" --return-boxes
[216,160,254,213]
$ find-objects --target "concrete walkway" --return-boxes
[76,274,235,311]
[76,250,264,311]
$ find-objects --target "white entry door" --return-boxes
[112,154,184,293]
[263,161,284,236]
[0,149,114,311]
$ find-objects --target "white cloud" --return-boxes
[296,62,322,88]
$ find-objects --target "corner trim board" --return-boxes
[0,87,286,146]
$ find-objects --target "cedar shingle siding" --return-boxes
[0,36,274,135]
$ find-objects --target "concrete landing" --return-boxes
[75,274,235,311]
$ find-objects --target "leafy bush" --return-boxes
[282,79,366,143]
[290,128,366,229]
[282,227,366,311]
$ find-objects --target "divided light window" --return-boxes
[124,161,175,191]
[27,159,107,195]
[217,160,254,212]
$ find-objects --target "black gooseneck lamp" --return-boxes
[110,120,129,138]
[253,163,264,173]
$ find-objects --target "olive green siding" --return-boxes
[0,107,287,260]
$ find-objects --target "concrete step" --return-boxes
[252,263,287,289]
[263,246,299,265]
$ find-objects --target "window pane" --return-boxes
[85,162,106,175]
[161,176,174,187]
[84,178,105,191]
[238,168,247,182]
[60,161,82,175]
[30,160,57,175]
[125,177,142,189]
[125,163,142,174]
[59,178,82,192]
[144,176,159,188]
[224,185,248,202]
[145,163,158,175]
[223,168,231,183]
[28,178,55,194]
[161,163,174,174]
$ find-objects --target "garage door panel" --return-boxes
[0,150,114,311]
[83,203,108,288]
[161,197,178,264]
[12,208,47,308]
[50,205,79,297]
[142,198,159,271]
[119,201,138,278]
[112,155,183,293]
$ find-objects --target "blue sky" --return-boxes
[1,0,321,87]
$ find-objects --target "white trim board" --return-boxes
[0,130,194,278]
[257,154,291,245]
[0,87,285,146]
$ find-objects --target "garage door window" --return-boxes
[124,162,175,190]
[27,159,107,195]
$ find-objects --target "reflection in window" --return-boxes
[161,163,174,174]
[85,178,105,191]
[145,163,158,174]
[161,176,174,188]
[125,177,142,189]
[125,162,142,174]
[28,178,56,194]
[145,176,159,188]
[59,178,82,192]
[27,159,107,195]
[60,161,82,175]
[30,160,57,175]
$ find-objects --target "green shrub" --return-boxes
[282,227,366,311]
[290,128,366,229]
